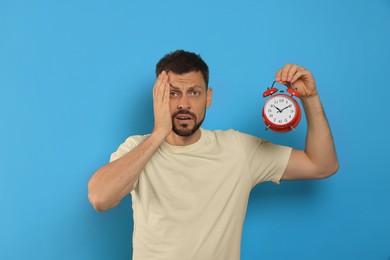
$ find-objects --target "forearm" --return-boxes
[88,130,166,212]
[301,94,339,177]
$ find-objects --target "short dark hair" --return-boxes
[156,50,209,87]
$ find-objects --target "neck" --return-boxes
[165,129,202,146]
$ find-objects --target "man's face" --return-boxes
[168,71,212,137]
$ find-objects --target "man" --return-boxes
[88,50,338,260]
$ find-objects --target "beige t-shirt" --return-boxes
[110,129,292,260]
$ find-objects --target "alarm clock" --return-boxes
[262,81,302,132]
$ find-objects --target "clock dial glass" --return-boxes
[264,95,296,125]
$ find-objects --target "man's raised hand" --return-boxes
[152,71,172,138]
[275,64,317,98]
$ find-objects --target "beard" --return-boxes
[171,109,206,137]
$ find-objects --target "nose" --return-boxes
[177,95,190,110]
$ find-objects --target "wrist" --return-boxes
[300,93,325,117]
[151,127,171,142]
[301,93,320,105]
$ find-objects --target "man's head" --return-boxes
[156,50,209,88]
[156,50,212,138]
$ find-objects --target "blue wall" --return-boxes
[1,0,389,259]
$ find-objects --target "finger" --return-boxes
[159,73,170,103]
[153,71,164,94]
[157,71,168,91]
[275,68,283,83]
[162,78,170,103]
[286,64,300,82]
[154,72,167,102]
[290,69,310,84]
[281,64,293,82]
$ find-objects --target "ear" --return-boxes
[206,87,213,108]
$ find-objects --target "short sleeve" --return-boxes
[235,131,292,187]
[109,135,148,190]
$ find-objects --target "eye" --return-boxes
[170,91,179,97]
[190,90,200,96]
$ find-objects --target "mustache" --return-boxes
[172,110,196,119]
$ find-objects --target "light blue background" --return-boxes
[1,0,389,259]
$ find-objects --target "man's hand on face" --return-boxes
[275,64,317,98]
[152,71,172,138]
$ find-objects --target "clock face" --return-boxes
[264,95,297,126]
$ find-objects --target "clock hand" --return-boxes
[280,105,292,112]
[274,106,282,113]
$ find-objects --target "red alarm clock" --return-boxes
[262,81,302,132]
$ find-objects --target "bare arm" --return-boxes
[274,64,339,180]
[88,71,172,212]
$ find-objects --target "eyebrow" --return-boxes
[169,84,203,91]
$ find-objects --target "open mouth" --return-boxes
[174,112,195,125]
[175,115,193,124]
[176,116,192,120]
[172,110,196,125]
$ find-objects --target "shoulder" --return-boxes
[208,129,289,153]
[110,134,149,162]
[122,134,149,146]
